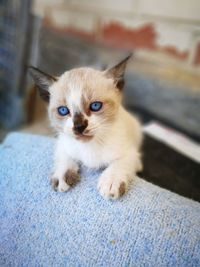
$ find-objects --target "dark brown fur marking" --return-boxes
[51,178,59,191]
[74,112,88,125]
[116,79,125,90]
[64,170,80,187]
[105,53,131,91]
[73,112,88,134]
[119,182,126,196]
[73,113,88,126]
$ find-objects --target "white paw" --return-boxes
[58,180,70,192]
[51,177,70,192]
[98,176,127,199]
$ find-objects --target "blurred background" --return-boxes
[0,0,200,200]
[0,0,200,140]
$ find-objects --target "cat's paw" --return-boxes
[51,169,80,192]
[51,177,70,192]
[64,169,80,187]
[51,177,59,191]
[98,176,127,199]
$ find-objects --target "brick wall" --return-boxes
[33,0,200,69]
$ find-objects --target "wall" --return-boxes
[33,0,200,70]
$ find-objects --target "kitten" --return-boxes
[29,54,143,199]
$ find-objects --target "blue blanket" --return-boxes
[0,133,200,267]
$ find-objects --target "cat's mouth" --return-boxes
[74,132,93,141]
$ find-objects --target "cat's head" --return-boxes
[29,54,131,142]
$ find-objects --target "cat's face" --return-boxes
[48,68,122,141]
[29,54,131,142]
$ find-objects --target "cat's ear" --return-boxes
[104,53,132,90]
[28,66,57,102]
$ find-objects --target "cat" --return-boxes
[29,54,143,199]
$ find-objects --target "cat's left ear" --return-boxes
[103,53,132,90]
[28,66,57,102]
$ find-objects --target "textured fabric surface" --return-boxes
[0,133,200,267]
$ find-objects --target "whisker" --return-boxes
[88,120,110,132]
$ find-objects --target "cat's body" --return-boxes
[57,106,141,169]
[29,55,143,199]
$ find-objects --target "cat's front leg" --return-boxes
[51,143,80,192]
[98,148,141,199]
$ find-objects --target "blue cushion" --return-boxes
[0,133,200,267]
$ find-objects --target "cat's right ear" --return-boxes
[103,53,132,90]
[28,66,57,102]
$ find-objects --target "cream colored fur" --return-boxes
[49,67,142,199]
[29,56,143,199]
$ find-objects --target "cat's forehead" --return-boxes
[60,67,110,90]
[66,67,102,81]
[50,67,114,101]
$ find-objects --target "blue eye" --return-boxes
[90,101,103,112]
[57,106,70,116]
